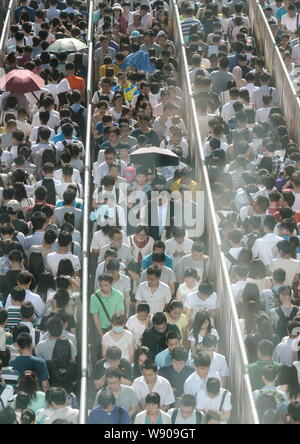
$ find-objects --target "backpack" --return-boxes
[276,306,298,339]
[71,107,86,143]
[0,383,6,411]
[74,53,87,77]
[171,408,203,424]
[41,178,57,206]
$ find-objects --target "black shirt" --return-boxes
[142,324,181,356]
[92,358,132,383]
[158,364,195,398]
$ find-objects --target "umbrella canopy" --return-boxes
[48,38,88,53]
[125,50,156,72]
[0,69,45,94]
[130,147,179,168]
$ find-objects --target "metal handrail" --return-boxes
[0,0,16,57]
[248,0,300,144]
[79,0,94,425]
[170,0,260,424]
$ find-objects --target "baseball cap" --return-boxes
[124,166,136,182]
[157,30,167,38]
[7,200,21,212]
[130,30,141,39]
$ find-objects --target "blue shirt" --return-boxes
[141,253,173,271]
[276,7,288,20]
[155,348,172,369]
[87,405,131,424]
[14,6,36,22]
[11,356,49,383]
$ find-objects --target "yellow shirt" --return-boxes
[169,179,199,192]
[99,64,120,79]
[166,313,188,334]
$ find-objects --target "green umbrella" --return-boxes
[47,38,88,53]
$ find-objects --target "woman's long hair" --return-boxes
[18,371,39,401]
[57,259,75,278]
[277,365,300,401]
[28,252,45,288]
[192,311,212,344]
[52,338,72,370]
[241,283,261,335]
[36,271,56,304]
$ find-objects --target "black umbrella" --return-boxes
[129,146,179,169]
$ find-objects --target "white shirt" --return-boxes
[135,281,172,314]
[5,289,45,319]
[102,330,134,361]
[184,371,222,397]
[196,388,232,423]
[29,125,55,144]
[184,291,219,321]
[255,107,271,123]
[224,247,243,271]
[231,280,248,304]
[132,375,175,408]
[126,314,150,346]
[177,282,199,304]
[45,252,81,277]
[54,168,82,184]
[134,409,171,425]
[91,229,129,251]
[273,336,298,365]
[0,384,14,407]
[270,257,300,286]
[210,352,229,377]
[292,44,300,64]
[281,13,299,32]
[165,237,194,268]
[252,233,282,266]
[203,138,228,157]
[56,181,83,200]
[240,84,259,102]
[32,110,60,131]
[221,100,239,123]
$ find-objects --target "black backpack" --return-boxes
[41,178,57,206]
[276,306,299,339]
[71,107,86,143]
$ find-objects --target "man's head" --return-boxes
[191,242,205,261]
[201,335,218,358]
[142,360,158,385]
[288,402,300,424]
[261,365,279,386]
[105,346,122,367]
[109,228,123,249]
[96,390,116,412]
[165,331,181,352]
[105,367,122,393]
[206,378,221,399]
[16,333,33,353]
[146,265,161,288]
[46,317,63,339]
[171,346,188,373]
[145,392,160,415]
[152,312,167,334]
[194,351,211,379]
[98,273,114,294]
[257,340,274,361]
[278,285,292,305]
[48,387,67,409]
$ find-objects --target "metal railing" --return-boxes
[0,0,93,424]
[79,0,94,425]
[248,0,300,144]
[170,0,260,425]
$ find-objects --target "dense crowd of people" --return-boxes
[0,0,300,426]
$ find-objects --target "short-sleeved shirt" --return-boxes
[92,358,132,383]
[90,289,125,330]
[11,356,49,383]
[140,266,176,287]
[94,384,138,411]
[135,281,172,314]
[158,365,194,398]
[132,375,175,408]
[248,360,282,390]
[196,389,232,423]
[184,291,219,320]
[35,339,77,362]
[65,75,86,91]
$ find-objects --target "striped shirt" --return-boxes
[6,307,21,333]
[180,18,203,43]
